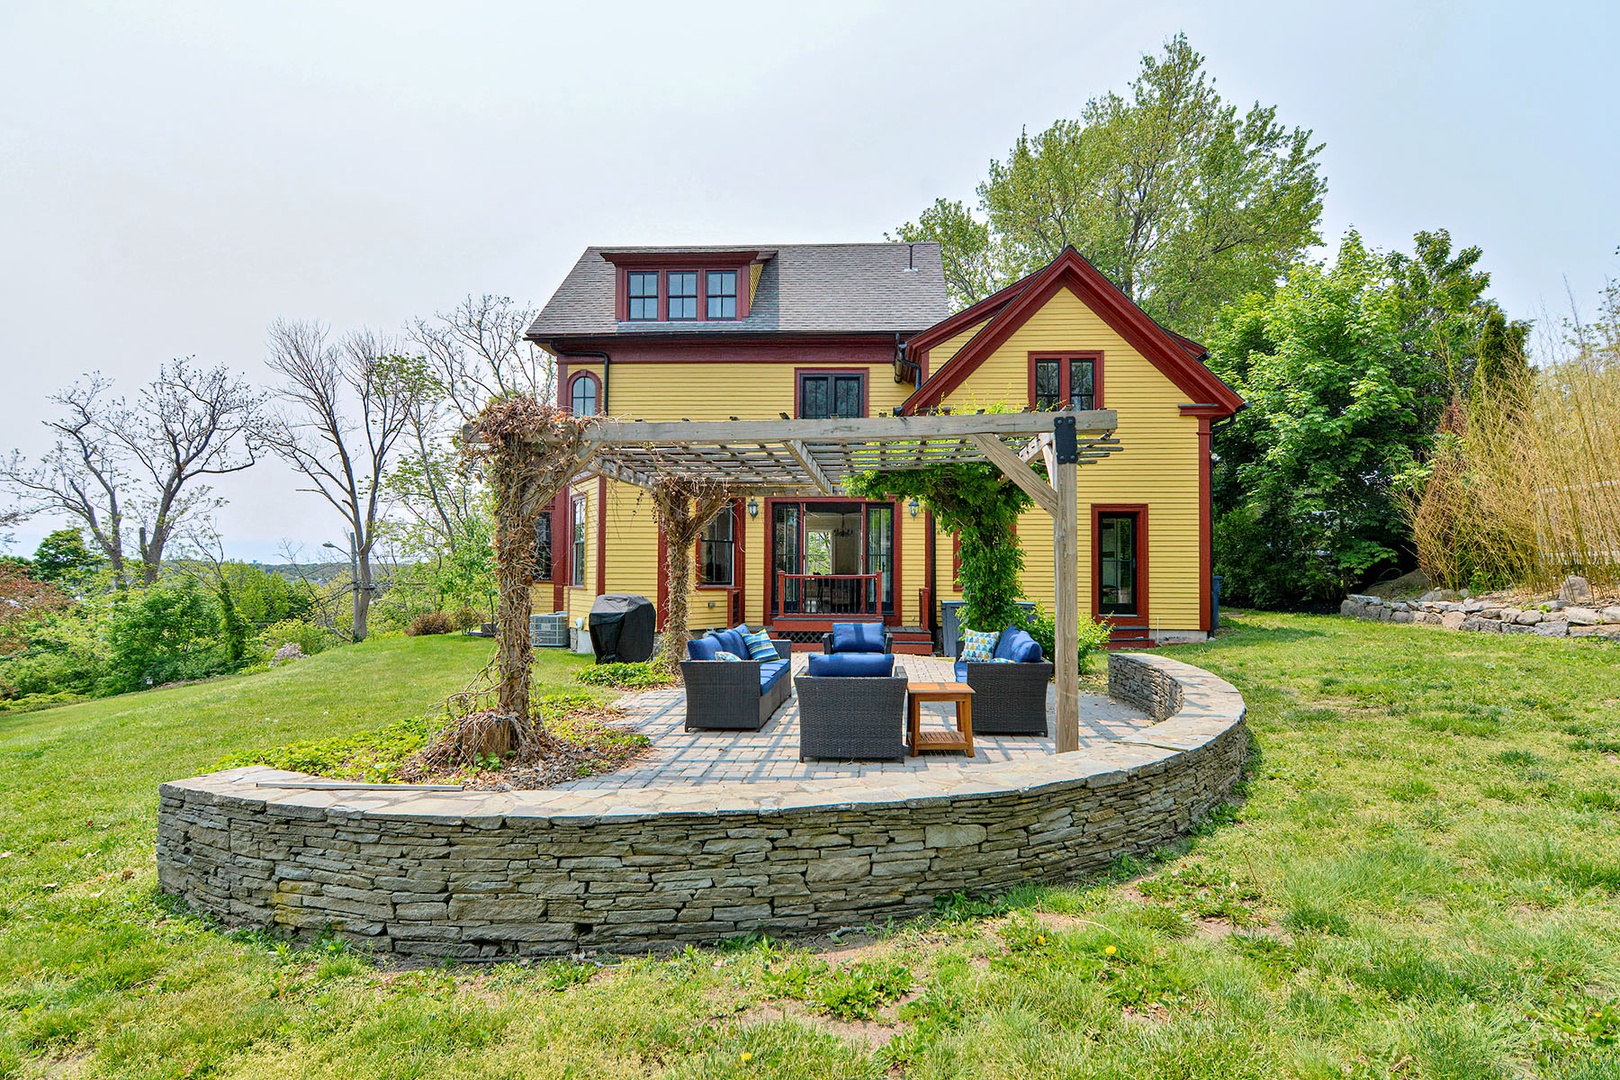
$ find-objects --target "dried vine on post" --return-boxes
[652,478,733,676]
[439,397,590,763]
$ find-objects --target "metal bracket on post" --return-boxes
[1053,415,1078,464]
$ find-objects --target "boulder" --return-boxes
[1513,610,1544,625]
[1391,610,1413,624]
[1462,616,1501,633]
[1419,612,1444,626]
[1571,624,1620,639]
[1441,611,1468,630]
[1559,575,1593,602]
[1566,607,1601,626]
[1479,608,1504,619]
[1463,599,1487,613]
[1533,620,1569,637]
[1601,606,1620,624]
[1503,623,1537,635]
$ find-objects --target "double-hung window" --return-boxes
[667,272,698,320]
[533,510,553,582]
[798,372,864,419]
[698,506,734,586]
[626,272,659,321]
[706,271,737,319]
[1032,355,1097,411]
[570,495,587,587]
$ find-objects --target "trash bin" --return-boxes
[1211,575,1223,632]
[587,595,656,664]
[941,599,1036,656]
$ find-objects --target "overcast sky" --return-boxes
[2,0,1616,561]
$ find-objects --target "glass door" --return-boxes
[773,504,800,615]
[1098,513,1138,616]
[864,505,894,615]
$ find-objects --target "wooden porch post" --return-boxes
[1052,418,1081,753]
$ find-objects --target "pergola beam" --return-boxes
[783,439,837,495]
[968,434,1059,518]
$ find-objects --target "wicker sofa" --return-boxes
[953,626,1054,735]
[796,652,909,761]
[819,621,893,655]
[681,625,793,731]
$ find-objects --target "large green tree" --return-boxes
[895,34,1326,336]
[1207,230,1522,607]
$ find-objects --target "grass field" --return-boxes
[3,616,1620,1078]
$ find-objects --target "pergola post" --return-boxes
[1052,417,1081,753]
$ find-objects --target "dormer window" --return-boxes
[627,272,659,321]
[707,271,737,319]
[667,272,698,320]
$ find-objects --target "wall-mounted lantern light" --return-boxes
[747,498,759,519]
[908,498,920,518]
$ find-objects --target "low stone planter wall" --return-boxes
[156,654,1247,958]
[1341,594,1620,639]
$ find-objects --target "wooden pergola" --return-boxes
[568,410,1121,753]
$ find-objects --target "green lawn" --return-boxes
[3,617,1620,1078]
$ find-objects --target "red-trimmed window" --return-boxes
[626,272,659,321]
[706,271,738,319]
[569,372,600,416]
[798,371,865,419]
[533,509,553,582]
[667,272,698,320]
[1032,354,1098,410]
[570,495,587,588]
[698,505,735,586]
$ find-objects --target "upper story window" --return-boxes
[627,272,659,320]
[1031,354,1099,411]
[799,371,865,419]
[667,272,698,320]
[707,271,738,319]
[569,372,599,416]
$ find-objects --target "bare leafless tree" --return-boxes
[1,362,261,585]
[262,319,426,641]
[408,294,551,423]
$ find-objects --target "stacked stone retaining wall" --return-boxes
[1341,594,1620,639]
[156,653,1247,957]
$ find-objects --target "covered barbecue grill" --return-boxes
[587,594,656,664]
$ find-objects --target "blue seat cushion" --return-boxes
[829,622,886,653]
[687,635,720,661]
[807,652,894,677]
[953,660,967,682]
[713,627,747,660]
[759,659,790,693]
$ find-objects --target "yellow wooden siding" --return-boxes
[926,317,990,372]
[596,362,911,420]
[939,285,1202,629]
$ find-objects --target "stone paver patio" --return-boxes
[556,653,1150,792]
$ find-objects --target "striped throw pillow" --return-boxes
[743,629,779,662]
[962,628,1000,663]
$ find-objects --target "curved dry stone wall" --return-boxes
[1341,594,1620,639]
[156,654,1246,958]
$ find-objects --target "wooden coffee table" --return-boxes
[906,681,974,757]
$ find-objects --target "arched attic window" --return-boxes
[569,372,601,416]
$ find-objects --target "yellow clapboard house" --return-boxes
[525,242,1243,652]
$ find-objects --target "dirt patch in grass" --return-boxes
[733,996,916,1051]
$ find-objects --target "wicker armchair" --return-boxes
[681,636,794,731]
[953,637,1054,735]
[796,662,909,761]
[820,630,894,654]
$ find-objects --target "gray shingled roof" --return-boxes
[526,243,950,341]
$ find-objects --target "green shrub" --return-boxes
[405,611,455,637]
[577,662,676,689]
[448,606,482,632]
[1024,603,1111,670]
[256,619,339,657]
[104,580,230,693]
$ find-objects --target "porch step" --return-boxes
[1106,630,1157,650]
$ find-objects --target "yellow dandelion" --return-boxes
[1104,945,1117,956]
[740,1051,753,1063]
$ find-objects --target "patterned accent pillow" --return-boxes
[961,628,1000,663]
[990,657,1017,664]
[713,650,744,662]
[743,629,779,662]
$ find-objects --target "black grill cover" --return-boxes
[588,594,656,664]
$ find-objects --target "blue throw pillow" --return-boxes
[1011,634,1044,663]
[830,622,885,653]
[714,650,743,662]
[961,628,999,663]
[714,627,747,659]
[807,652,894,677]
[993,626,1023,660]
[687,635,719,661]
[743,629,779,662]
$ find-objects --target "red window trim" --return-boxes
[615,265,753,323]
[569,493,588,589]
[566,370,602,416]
[1091,503,1149,626]
[1027,350,1104,410]
[795,367,869,419]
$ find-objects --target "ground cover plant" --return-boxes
[3,616,1620,1077]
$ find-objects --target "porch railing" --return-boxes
[775,572,882,618]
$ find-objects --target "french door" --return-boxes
[1097,511,1141,617]
[770,501,895,617]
